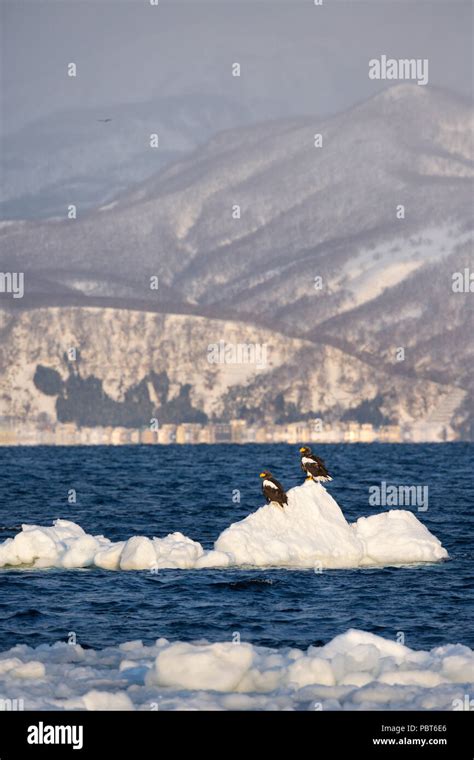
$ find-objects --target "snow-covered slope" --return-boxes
[0,481,447,571]
[0,95,254,219]
[4,85,471,303]
[0,628,471,710]
[0,306,454,429]
[2,85,472,433]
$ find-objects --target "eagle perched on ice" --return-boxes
[299,446,332,482]
[259,471,288,509]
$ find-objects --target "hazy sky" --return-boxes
[1,0,472,136]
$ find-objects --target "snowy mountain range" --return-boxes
[1,85,473,435]
[0,94,256,219]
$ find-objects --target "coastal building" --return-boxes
[230,419,247,443]
[359,424,376,443]
[110,427,124,445]
[212,424,232,443]
[55,422,79,445]
[377,425,401,443]
[176,424,202,444]
[198,426,212,444]
[0,416,465,446]
[344,422,361,442]
[158,424,177,444]
[0,417,18,445]
[141,429,158,444]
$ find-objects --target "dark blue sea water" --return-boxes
[0,444,472,653]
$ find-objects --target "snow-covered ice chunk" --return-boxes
[215,481,447,568]
[0,629,471,711]
[0,481,447,571]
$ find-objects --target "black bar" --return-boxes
[0,710,472,758]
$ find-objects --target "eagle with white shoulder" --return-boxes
[259,471,288,509]
[299,446,333,482]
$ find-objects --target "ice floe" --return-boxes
[0,629,471,711]
[0,481,447,571]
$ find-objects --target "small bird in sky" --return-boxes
[97,118,112,123]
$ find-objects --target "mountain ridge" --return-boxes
[1,84,472,435]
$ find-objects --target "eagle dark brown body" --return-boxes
[259,471,288,508]
[299,447,333,482]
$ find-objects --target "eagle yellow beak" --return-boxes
[259,472,266,478]
[299,447,305,453]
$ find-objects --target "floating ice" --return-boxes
[0,520,206,571]
[0,481,447,571]
[0,629,471,711]
[216,482,447,568]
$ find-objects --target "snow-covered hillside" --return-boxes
[1,85,472,432]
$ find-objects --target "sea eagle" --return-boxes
[299,446,332,482]
[259,471,288,509]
